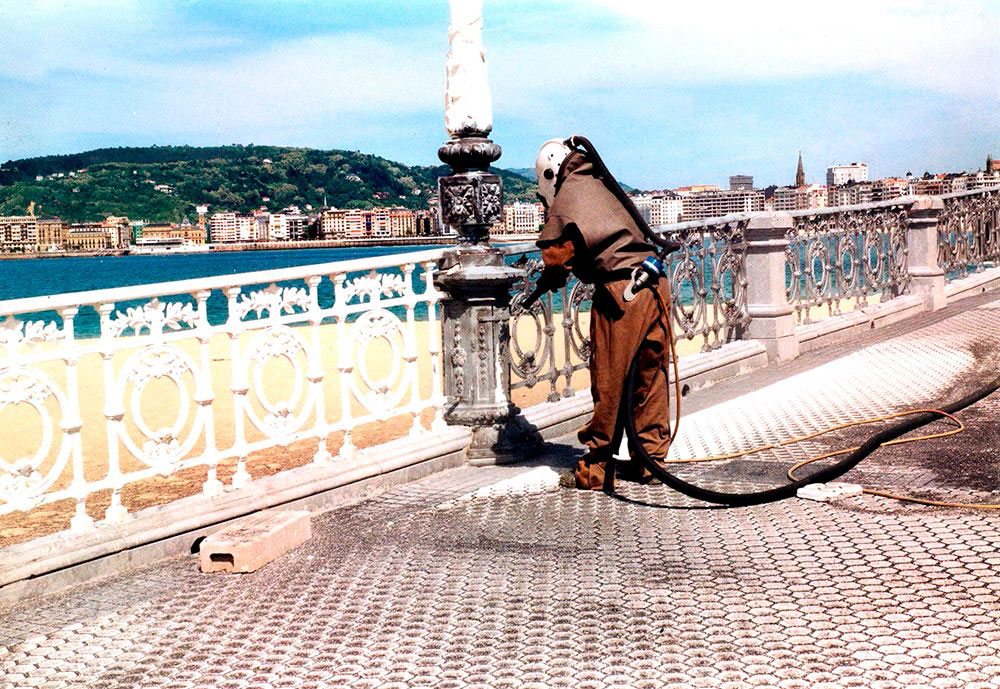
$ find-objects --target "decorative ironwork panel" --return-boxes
[938,189,1000,279]
[0,249,448,532]
[505,219,750,399]
[786,205,910,324]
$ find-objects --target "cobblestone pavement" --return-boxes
[3,298,1000,689]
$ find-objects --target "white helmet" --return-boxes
[535,138,572,207]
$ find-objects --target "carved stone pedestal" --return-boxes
[436,260,527,464]
[434,133,530,464]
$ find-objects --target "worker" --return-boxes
[534,137,675,491]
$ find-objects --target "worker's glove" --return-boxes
[521,265,568,310]
[538,264,568,292]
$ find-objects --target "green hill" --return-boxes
[0,145,537,222]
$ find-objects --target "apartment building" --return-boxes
[0,215,38,253]
[632,193,683,226]
[142,220,206,244]
[677,189,764,221]
[770,185,828,212]
[36,217,67,252]
[826,163,869,188]
[501,202,544,235]
[269,207,311,241]
[65,224,111,252]
[103,216,132,250]
[729,175,754,191]
[208,212,257,243]
[320,207,418,239]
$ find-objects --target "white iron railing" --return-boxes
[0,248,447,531]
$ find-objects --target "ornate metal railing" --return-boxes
[504,216,751,401]
[938,188,1000,279]
[0,248,447,531]
[785,199,911,324]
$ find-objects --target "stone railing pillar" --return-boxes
[744,212,800,362]
[433,0,525,465]
[906,196,947,311]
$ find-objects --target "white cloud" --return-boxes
[555,0,1000,96]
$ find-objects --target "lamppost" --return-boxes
[434,0,526,464]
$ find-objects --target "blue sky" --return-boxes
[0,0,997,189]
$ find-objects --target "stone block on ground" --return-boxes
[199,510,312,574]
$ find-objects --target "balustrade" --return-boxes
[784,200,911,325]
[4,190,1000,541]
[938,188,1000,278]
[0,249,446,532]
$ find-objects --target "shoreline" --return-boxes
[0,234,541,261]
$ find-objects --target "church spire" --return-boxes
[796,150,805,187]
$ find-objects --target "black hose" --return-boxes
[622,348,1000,506]
[565,135,681,256]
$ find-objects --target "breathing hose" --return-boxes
[620,310,1000,506]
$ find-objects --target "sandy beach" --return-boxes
[0,296,876,547]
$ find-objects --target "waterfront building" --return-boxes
[208,212,256,243]
[103,216,132,250]
[500,202,544,235]
[196,205,209,231]
[319,208,346,239]
[0,215,39,253]
[268,206,311,241]
[141,220,206,245]
[631,193,683,226]
[909,175,952,196]
[771,184,828,211]
[65,223,111,252]
[826,162,869,188]
[414,210,435,236]
[36,217,67,252]
[208,212,237,243]
[130,220,146,243]
[677,188,764,221]
[872,178,910,201]
[729,175,754,191]
[320,207,417,240]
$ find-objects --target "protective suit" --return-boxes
[536,148,673,490]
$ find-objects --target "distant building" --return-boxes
[501,202,544,235]
[196,205,209,230]
[0,215,39,253]
[36,217,66,252]
[141,220,206,245]
[796,152,806,187]
[65,223,111,252]
[729,175,754,191]
[676,189,764,221]
[270,207,310,241]
[675,184,721,194]
[987,155,999,174]
[632,192,683,226]
[319,207,417,240]
[770,185,828,211]
[103,216,131,250]
[414,210,435,236]
[908,175,952,197]
[208,212,241,243]
[826,163,869,188]
[872,178,910,201]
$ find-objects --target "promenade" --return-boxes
[3,289,999,689]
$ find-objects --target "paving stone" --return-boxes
[2,298,1000,687]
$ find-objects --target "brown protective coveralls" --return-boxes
[537,152,672,490]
